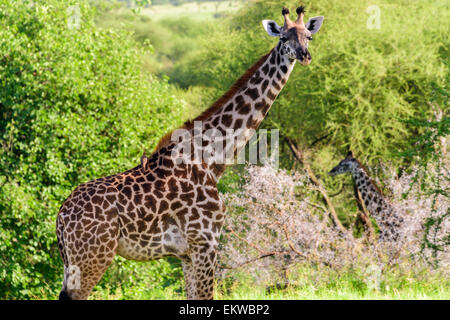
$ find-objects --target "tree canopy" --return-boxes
[0,0,182,298]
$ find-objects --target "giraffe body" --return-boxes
[329,152,404,242]
[56,7,324,300]
[57,157,224,300]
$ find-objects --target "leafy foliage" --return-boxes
[0,0,182,298]
[169,0,448,168]
[397,81,449,267]
[95,8,209,77]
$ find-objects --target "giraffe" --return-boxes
[56,6,324,300]
[328,151,404,243]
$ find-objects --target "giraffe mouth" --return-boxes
[296,48,311,65]
[299,58,311,66]
[297,53,311,65]
[328,168,338,176]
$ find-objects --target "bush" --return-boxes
[0,0,183,299]
[218,162,449,288]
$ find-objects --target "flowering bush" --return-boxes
[385,164,449,268]
[218,161,449,286]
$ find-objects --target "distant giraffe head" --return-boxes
[328,151,358,176]
[262,6,324,65]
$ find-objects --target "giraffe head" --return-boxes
[329,151,358,176]
[262,6,324,65]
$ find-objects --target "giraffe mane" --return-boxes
[153,50,273,152]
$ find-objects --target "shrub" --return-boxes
[0,0,183,299]
[218,161,449,287]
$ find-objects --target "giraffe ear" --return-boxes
[262,20,282,37]
[305,16,324,34]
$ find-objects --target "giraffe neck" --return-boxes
[198,43,296,178]
[351,166,390,215]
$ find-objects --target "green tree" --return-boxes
[0,0,182,298]
[170,0,448,169]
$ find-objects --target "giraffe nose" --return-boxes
[296,48,311,65]
[305,50,311,60]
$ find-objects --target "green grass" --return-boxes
[216,280,449,300]
[88,262,449,300]
[219,265,450,300]
[89,281,449,300]
[217,287,449,300]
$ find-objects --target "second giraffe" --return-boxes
[329,151,404,243]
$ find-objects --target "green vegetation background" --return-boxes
[0,0,447,299]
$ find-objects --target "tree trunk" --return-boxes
[284,137,351,237]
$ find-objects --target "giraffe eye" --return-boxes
[307,36,313,41]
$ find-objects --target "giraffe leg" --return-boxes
[190,242,218,300]
[182,261,197,300]
[59,213,120,300]
[62,250,117,300]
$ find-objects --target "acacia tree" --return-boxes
[170,0,447,169]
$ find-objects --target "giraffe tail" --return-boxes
[59,289,72,300]
[56,214,72,300]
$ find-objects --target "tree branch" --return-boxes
[284,136,352,237]
[220,253,276,270]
